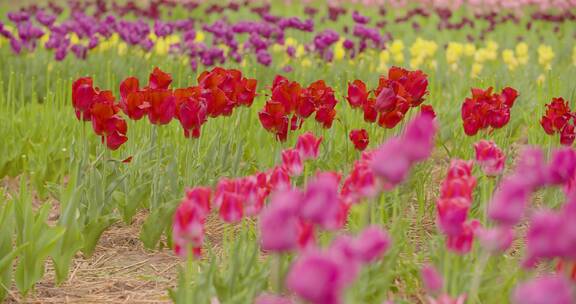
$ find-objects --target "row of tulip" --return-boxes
[1,0,572,69]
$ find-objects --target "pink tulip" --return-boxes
[286,249,345,304]
[172,187,212,258]
[295,131,322,160]
[512,275,575,304]
[282,148,304,176]
[300,174,341,230]
[487,177,531,226]
[446,220,479,254]
[475,226,514,253]
[524,201,576,267]
[269,166,291,191]
[352,225,391,263]
[371,138,411,186]
[219,192,243,223]
[515,148,548,190]
[259,190,302,252]
[474,140,505,176]
[341,160,377,204]
[328,235,362,286]
[547,148,576,185]
[403,113,438,162]
[421,264,443,294]
[437,197,470,236]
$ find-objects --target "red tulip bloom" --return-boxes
[346,80,369,108]
[388,66,428,106]
[72,77,97,121]
[119,77,149,120]
[315,106,336,128]
[89,90,128,150]
[147,89,176,125]
[174,87,207,138]
[149,67,172,90]
[349,129,369,151]
[540,97,575,146]
[362,99,378,123]
[259,101,289,141]
[259,76,339,141]
[340,67,430,130]
[461,87,519,136]
[420,104,436,118]
[199,67,258,116]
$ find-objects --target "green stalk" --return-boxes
[468,252,490,303]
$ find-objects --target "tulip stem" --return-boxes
[151,125,159,210]
[272,254,283,293]
[469,252,490,303]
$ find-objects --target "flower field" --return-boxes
[1,0,576,303]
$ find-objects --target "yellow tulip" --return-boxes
[334,44,345,61]
[446,42,464,65]
[285,37,297,47]
[538,44,554,70]
[502,49,518,71]
[379,49,390,64]
[471,63,483,78]
[272,43,284,53]
[389,40,404,54]
[70,33,80,45]
[117,42,127,56]
[464,44,476,57]
[195,31,205,43]
[393,53,404,64]
[295,45,305,58]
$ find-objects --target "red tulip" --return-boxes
[461,87,519,136]
[540,97,575,146]
[349,129,369,151]
[149,67,172,90]
[72,77,97,121]
[119,77,149,120]
[346,80,368,108]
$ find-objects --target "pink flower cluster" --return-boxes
[371,112,438,188]
[512,275,575,304]
[488,148,576,227]
[341,112,437,205]
[523,198,576,268]
[172,131,322,257]
[256,114,437,304]
[285,226,391,304]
